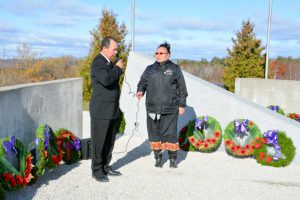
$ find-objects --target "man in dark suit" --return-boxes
[90,37,124,182]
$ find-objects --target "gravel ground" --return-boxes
[5,134,300,200]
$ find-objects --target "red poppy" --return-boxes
[70,133,75,141]
[10,178,17,187]
[214,130,221,138]
[261,138,268,144]
[16,175,23,184]
[180,127,187,133]
[211,138,216,144]
[240,149,247,156]
[258,152,265,160]
[230,146,236,151]
[245,144,251,149]
[26,155,32,164]
[182,144,189,150]
[254,143,262,149]
[44,150,48,158]
[23,178,29,186]
[178,137,184,143]
[225,139,232,147]
[3,172,11,182]
[189,137,195,144]
[289,114,295,119]
[204,143,209,148]
[265,156,273,163]
[25,168,31,177]
[236,145,241,150]
[195,141,201,148]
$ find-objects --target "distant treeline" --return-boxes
[176,57,225,84]
[0,56,81,87]
[1,46,299,87]
[177,56,300,84]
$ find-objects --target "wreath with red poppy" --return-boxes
[252,130,296,167]
[179,116,222,152]
[33,125,63,177]
[55,128,81,165]
[287,113,300,123]
[0,136,33,191]
[224,119,262,158]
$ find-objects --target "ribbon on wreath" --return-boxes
[71,139,81,151]
[234,119,249,138]
[2,136,18,155]
[263,130,281,161]
[34,125,51,150]
[195,116,208,131]
[270,105,279,112]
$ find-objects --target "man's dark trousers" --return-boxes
[91,117,118,174]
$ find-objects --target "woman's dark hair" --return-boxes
[158,42,171,54]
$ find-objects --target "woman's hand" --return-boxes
[179,107,185,115]
[136,91,144,100]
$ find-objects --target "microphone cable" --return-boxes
[113,72,141,154]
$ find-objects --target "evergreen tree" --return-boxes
[223,20,265,92]
[80,9,130,101]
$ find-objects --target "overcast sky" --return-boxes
[1,0,300,60]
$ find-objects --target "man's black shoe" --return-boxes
[92,173,109,182]
[104,166,122,176]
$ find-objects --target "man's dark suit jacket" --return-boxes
[90,54,123,119]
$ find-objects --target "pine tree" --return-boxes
[223,20,265,92]
[80,9,130,101]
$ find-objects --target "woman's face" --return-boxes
[154,47,170,63]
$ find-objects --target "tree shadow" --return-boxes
[111,139,151,170]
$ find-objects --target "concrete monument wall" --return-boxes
[0,78,83,145]
[235,78,300,114]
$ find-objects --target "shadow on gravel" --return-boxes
[111,139,151,170]
[5,162,80,200]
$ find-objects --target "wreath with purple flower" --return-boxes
[34,125,62,177]
[179,116,222,152]
[55,128,81,164]
[267,105,285,115]
[0,136,33,191]
[252,130,296,167]
[224,119,262,158]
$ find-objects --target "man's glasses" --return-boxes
[155,52,168,55]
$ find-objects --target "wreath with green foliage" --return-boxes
[179,123,192,151]
[287,113,300,122]
[34,125,63,177]
[224,119,262,158]
[252,130,296,167]
[117,108,126,134]
[267,105,285,115]
[0,136,33,191]
[179,116,222,152]
[55,128,81,164]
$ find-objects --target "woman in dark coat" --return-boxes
[136,42,188,168]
